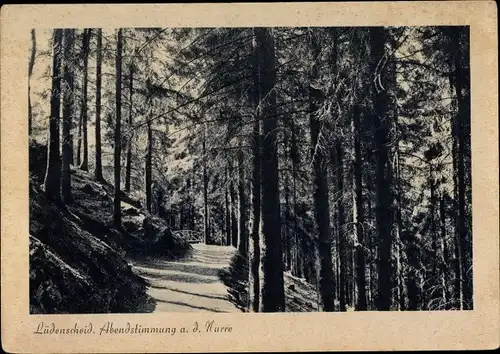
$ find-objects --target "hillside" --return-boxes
[218,251,322,312]
[29,140,191,313]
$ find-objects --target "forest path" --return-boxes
[132,243,240,313]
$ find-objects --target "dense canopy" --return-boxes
[30,26,472,312]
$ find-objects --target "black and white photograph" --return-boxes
[28,25,474,314]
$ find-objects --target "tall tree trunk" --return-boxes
[353,105,367,310]
[229,159,238,247]
[451,111,463,309]
[250,114,261,312]
[366,171,376,309]
[453,28,472,310]
[76,111,82,166]
[428,164,439,308]
[61,29,75,204]
[187,176,194,229]
[335,142,347,311]
[203,124,209,244]
[94,29,104,181]
[145,118,152,213]
[225,167,231,246]
[281,117,292,272]
[250,39,261,311]
[43,29,63,202]
[238,148,248,257]
[79,29,91,171]
[308,30,335,312]
[255,27,285,312]
[222,191,227,243]
[125,65,134,192]
[370,27,394,311]
[394,151,406,310]
[28,29,36,136]
[332,206,339,308]
[283,169,291,271]
[387,155,398,310]
[113,28,123,227]
[290,117,301,278]
[440,194,450,308]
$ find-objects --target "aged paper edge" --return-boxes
[1,2,499,352]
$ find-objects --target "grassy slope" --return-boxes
[29,140,191,314]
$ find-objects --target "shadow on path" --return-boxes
[155,299,227,313]
[135,267,218,284]
[136,260,221,277]
[150,284,228,301]
[132,243,240,313]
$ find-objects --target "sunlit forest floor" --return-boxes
[132,244,239,313]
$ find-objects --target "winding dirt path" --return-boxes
[132,244,239,313]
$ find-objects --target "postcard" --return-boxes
[1,2,498,352]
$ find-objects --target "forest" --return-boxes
[29,26,472,313]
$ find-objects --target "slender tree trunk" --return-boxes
[229,159,238,247]
[43,29,63,203]
[281,120,292,272]
[366,173,376,310]
[350,242,356,308]
[353,106,367,310]
[255,27,285,312]
[76,111,82,166]
[61,29,75,204]
[28,29,36,136]
[386,156,398,310]
[145,118,152,213]
[250,39,261,311]
[429,164,439,307]
[69,134,74,165]
[203,124,209,244]
[394,151,406,310]
[453,28,472,310]
[225,167,231,246]
[187,176,194,229]
[28,86,33,134]
[238,148,248,257]
[308,31,335,312]
[332,207,339,308]
[440,194,450,308]
[290,117,301,278]
[283,170,291,271]
[335,143,347,311]
[113,28,123,227]
[451,114,463,309]
[125,65,134,192]
[79,29,91,171]
[370,27,394,311]
[94,29,104,181]
[250,117,261,312]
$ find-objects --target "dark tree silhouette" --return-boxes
[114,28,123,227]
[28,29,36,136]
[255,27,285,312]
[43,29,63,202]
[94,28,104,182]
[61,29,75,203]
